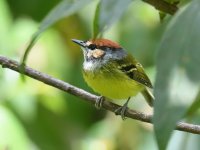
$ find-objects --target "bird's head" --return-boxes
[72,39,127,66]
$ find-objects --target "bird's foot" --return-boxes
[114,97,130,120]
[95,96,105,109]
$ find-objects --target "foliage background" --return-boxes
[0,0,200,150]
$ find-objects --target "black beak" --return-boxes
[71,39,86,47]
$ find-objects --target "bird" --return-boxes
[72,38,154,119]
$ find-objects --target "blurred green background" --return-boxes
[0,0,199,150]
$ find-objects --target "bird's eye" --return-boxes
[88,44,96,50]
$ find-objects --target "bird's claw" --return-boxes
[114,97,130,120]
[95,96,105,109]
[114,105,128,120]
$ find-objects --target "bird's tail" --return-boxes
[141,88,154,107]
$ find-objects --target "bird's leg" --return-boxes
[95,96,105,109]
[114,97,131,120]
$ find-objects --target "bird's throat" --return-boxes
[83,60,103,71]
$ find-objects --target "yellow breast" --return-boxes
[83,69,144,100]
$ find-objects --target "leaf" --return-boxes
[93,0,133,38]
[93,2,100,38]
[0,106,30,150]
[153,0,200,149]
[21,0,92,65]
[186,92,200,116]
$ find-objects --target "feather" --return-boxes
[88,39,121,49]
[116,54,153,88]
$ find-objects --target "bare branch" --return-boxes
[0,55,200,134]
[142,0,178,15]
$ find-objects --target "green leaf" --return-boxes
[93,0,133,38]
[186,92,200,116]
[154,1,200,149]
[0,106,30,150]
[21,0,92,65]
[93,2,100,38]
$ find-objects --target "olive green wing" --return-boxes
[116,54,153,88]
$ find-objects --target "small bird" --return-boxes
[72,38,154,119]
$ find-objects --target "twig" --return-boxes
[0,55,200,134]
[142,0,178,15]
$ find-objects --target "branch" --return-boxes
[0,55,200,134]
[142,0,178,15]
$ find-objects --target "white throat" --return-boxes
[83,60,103,71]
